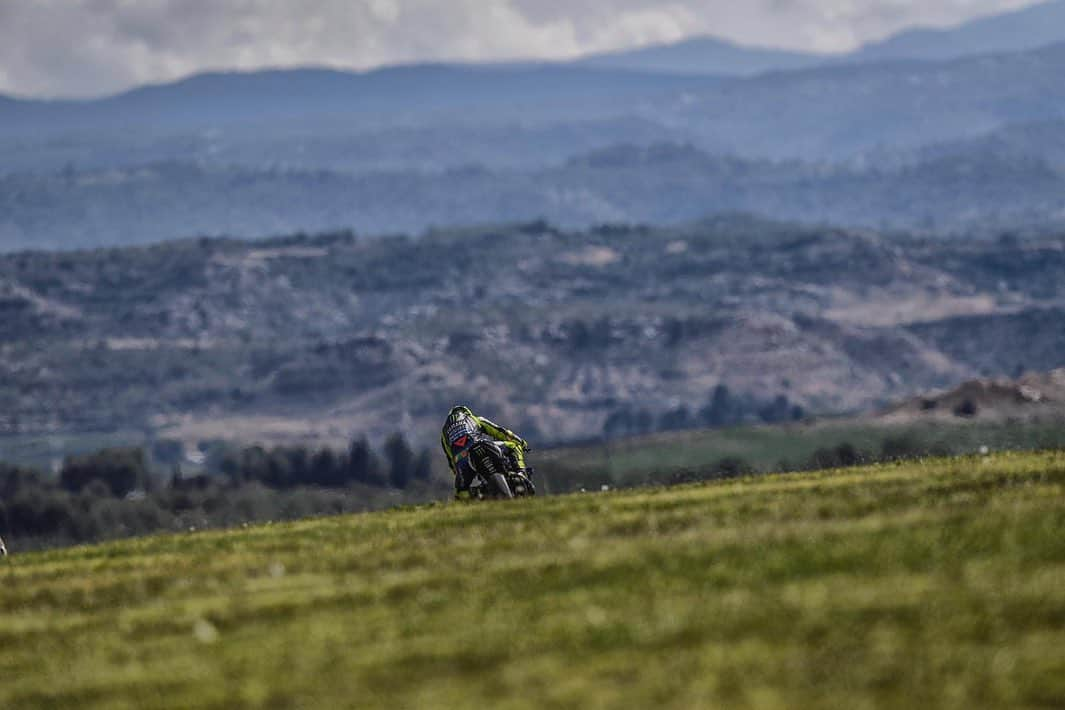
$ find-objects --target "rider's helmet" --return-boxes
[446,405,474,427]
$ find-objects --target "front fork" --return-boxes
[491,473,515,499]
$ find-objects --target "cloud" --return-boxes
[0,0,1043,98]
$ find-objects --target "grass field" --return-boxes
[539,419,1065,489]
[2,451,1065,708]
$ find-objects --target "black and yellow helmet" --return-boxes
[446,405,474,427]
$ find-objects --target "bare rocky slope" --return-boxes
[1,218,1063,451]
[879,368,1065,423]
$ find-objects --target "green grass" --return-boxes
[540,419,1065,487]
[3,451,1065,709]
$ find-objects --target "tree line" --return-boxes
[0,434,442,551]
[602,384,805,440]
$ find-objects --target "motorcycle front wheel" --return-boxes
[491,473,515,499]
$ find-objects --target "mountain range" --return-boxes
[0,65,721,137]
[4,1,1065,249]
[848,0,1065,64]
[579,36,825,76]
[584,0,1065,74]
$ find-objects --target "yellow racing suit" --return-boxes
[441,410,528,494]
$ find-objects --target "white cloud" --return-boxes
[0,0,1045,98]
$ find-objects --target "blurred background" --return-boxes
[2,0,1065,548]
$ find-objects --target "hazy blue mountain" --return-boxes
[578,1,1065,75]
[579,36,826,76]
[0,64,721,137]
[6,38,1065,179]
[660,41,1065,160]
[5,12,1065,250]
[0,115,689,176]
[4,142,1062,250]
[850,0,1065,63]
[902,119,1065,172]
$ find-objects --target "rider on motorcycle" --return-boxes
[441,405,530,499]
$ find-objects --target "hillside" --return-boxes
[2,451,1063,708]
[662,40,1065,161]
[2,219,1064,460]
[6,141,1065,250]
[908,118,1065,171]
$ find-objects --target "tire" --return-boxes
[508,472,535,497]
[491,473,514,499]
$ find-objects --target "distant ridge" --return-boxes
[578,0,1065,76]
[3,0,1064,109]
[850,0,1065,63]
[0,63,722,134]
[3,2,1065,115]
[4,4,1065,249]
[578,35,826,76]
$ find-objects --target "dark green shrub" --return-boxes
[60,448,147,497]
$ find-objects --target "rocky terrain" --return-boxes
[1,217,1063,457]
[879,368,1065,423]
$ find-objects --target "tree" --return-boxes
[309,448,343,487]
[384,433,415,489]
[881,435,922,461]
[412,450,433,483]
[659,406,692,431]
[602,407,654,439]
[348,437,386,487]
[808,443,865,470]
[603,409,634,439]
[714,457,754,479]
[263,447,296,488]
[60,448,148,497]
[700,384,738,427]
[236,446,270,486]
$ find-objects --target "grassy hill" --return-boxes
[2,450,1064,708]
[538,418,1065,491]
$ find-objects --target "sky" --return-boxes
[0,0,1045,98]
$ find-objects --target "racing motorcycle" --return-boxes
[465,438,536,500]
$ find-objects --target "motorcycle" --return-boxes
[465,438,536,500]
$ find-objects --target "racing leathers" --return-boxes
[441,406,529,498]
